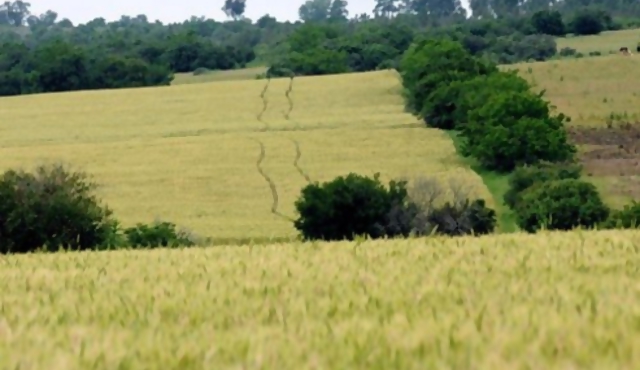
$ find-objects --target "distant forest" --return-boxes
[0,0,639,96]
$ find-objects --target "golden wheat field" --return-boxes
[2,230,640,369]
[506,54,640,126]
[0,70,490,240]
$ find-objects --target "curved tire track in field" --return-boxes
[291,139,312,183]
[257,77,271,131]
[283,77,301,130]
[251,138,293,222]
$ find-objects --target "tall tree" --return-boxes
[329,0,349,21]
[409,0,467,18]
[222,0,246,20]
[374,0,400,18]
[299,0,332,22]
[0,1,31,26]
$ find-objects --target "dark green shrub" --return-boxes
[559,47,577,57]
[531,10,566,36]
[124,221,196,248]
[569,9,605,36]
[426,199,497,236]
[293,173,415,241]
[504,162,583,209]
[602,201,640,229]
[0,164,117,254]
[460,89,577,172]
[515,179,609,233]
[436,70,531,129]
[400,37,497,127]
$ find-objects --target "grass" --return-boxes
[171,66,268,85]
[505,54,640,127]
[0,70,490,240]
[557,28,640,54]
[446,131,517,233]
[3,230,640,368]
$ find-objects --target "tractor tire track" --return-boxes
[251,138,293,222]
[257,77,271,131]
[283,76,301,130]
[291,139,312,183]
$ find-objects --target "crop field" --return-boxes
[0,70,490,240]
[557,28,640,54]
[506,54,640,207]
[2,230,640,368]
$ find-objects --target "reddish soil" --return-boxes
[567,122,640,200]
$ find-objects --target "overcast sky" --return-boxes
[29,0,385,24]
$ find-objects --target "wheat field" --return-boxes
[2,230,640,369]
[0,70,490,239]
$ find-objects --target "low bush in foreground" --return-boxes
[294,173,497,241]
[0,164,117,253]
[602,201,640,229]
[124,221,197,248]
[515,179,609,233]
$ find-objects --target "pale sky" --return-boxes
[29,0,382,24]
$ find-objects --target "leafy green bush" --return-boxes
[460,89,577,172]
[504,162,583,209]
[559,47,577,57]
[124,221,196,248]
[400,37,497,128]
[602,201,640,229]
[569,9,606,36]
[434,70,531,130]
[515,179,609,233]
[531,10,566,36]
[0,164,117,254]
[293,173,415,241]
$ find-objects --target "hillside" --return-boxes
[0,70,491,240]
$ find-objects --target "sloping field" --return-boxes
[507,55,640,207]
[2,230,640,368]
[557,28,640,54]
[506,54,640,126]
[0,71,489,239]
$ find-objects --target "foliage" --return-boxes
[515,179,610,233]
[504,162,583,209]
[460,89,577,172]
[400,176,496,236]
[426,199,497,236]
[531,10,566,36]
[293,173,416,241]
[429,70,531,130]
[0,164,116,254]
[569,8,608,35]
[400,37,497,126]
[602,201,640,229]
[124,222,196,248]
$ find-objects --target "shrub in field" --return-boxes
[293,173,416,241]
[602,201,640,229]
[460,89,577,172]
[531,10,566,36]
[434,70,531,130]
[515,179,609,233]
[504,162,583,209]
[559,47,577,57]
[569,9,606,36]
[0,164,117,253]
[399,176,497,236]
[399,37,497,128]
[426,199,497,236]
[124,221,196,248]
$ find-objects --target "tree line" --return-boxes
[0,0,639,96]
